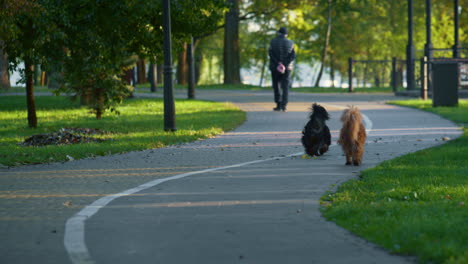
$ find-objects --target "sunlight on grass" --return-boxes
[0,96,245,166]
[133,83,394,93]
[321,99,468,263]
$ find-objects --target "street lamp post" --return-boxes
[406,0,416,90]
[163,0,176,131]
[424,0,433,92]
[453,0,460,58]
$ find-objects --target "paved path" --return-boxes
[0,90,462,264]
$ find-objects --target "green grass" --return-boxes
[321,99,468,264]
[0,86,50,93]
[134,82,396,93]
[134,83,269,92]
[0,96,246,166]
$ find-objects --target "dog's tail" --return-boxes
[341,106,363,142]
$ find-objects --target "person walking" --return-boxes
[269,27,296,112]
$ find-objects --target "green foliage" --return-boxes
[0,0,55,74]
[1,0,227,120]
[199,0,467,87]
[321,99,468,263]
[0,96,246,166]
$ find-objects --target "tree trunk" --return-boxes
[314,0,332,88]
[374,76,381,87]
[177,43,188,85]
[396,66,404,87]
[195,52,203,84]
[330,55,335,87]
[187,37,195,99]
[94,88,104,120]
[80,87,92,105]
[363,62,369,87]
[132,67,137,88]
[25,60,37,128]
[40,71,47,86]
[223,0,241,84]
[156,64,163,84]
[47,66,63,90]
[136,59,146,84]
[123,68,133,85]
[193,39,202,84]
[259,55,267,87]
[0,45,10,90]
[148,63,157,92]
[34,65,40,85]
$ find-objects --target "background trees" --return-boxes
[1,0,226,125]
[0,0,58,127]
[197,0,467,87]
[1,0,466,126]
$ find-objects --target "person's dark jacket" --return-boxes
[268,34,295,72]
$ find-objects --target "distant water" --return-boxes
[9,63,24,87]
[10,62,354,88]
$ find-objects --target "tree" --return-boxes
[0,0,55,128]
[50,1,144,119]
[176,43,188,85]
[314,0,332,87]
[172,0,227,88]
[224,0,241,84]
[0,44,9,90]
[222,0,305,85]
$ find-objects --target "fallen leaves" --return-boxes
[18,127,110,147]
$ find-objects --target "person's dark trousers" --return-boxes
[271,70,291,111]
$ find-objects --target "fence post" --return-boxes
[348,57,353,92]
[421,56,428,100]
[391,57,397,93]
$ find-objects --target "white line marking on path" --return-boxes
[64,151,303,264]
[64,110,373,264]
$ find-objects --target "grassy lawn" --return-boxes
[133,83,396,93]
[134,83,269,92]
[4,83,397,94]
[321,99,468,264]
[0,86,50,93]
[0,96,245,166]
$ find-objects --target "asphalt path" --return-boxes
[0,90,462,264]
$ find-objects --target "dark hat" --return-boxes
[278,27,288,34]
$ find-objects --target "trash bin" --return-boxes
[432,61,459,107]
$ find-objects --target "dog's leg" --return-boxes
[353,130,366,166]
[352,158,360,166]
[345,150,352,165]
[353,144,364,166]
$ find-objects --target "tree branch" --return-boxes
[195,8,280,41]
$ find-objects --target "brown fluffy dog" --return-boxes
[338,106,367,166]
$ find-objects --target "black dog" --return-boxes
[301,103,331,157]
